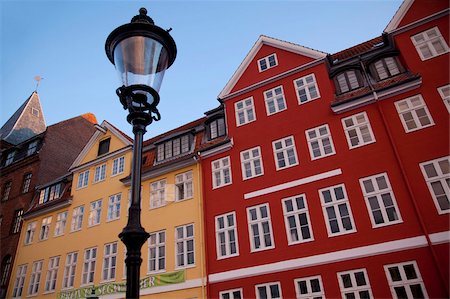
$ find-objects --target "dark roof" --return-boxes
[331,36,384,62]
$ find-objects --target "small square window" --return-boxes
[258,54,278,72]
[98,138,111,156]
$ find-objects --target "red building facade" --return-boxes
[200,1,449,298]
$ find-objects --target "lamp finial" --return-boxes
[131,7,154,24]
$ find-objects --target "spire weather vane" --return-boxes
[34,75,43,91]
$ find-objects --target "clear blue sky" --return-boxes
[1,0,402,138]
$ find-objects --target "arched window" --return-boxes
[371,57,402,81]
[0,255,12,286]
[335,70,363,94]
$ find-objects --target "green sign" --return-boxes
[57,270,185,299]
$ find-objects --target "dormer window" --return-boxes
[208,118,226,140]
[156,134,192,162]
[98,138,111,156]
[27,140,38,156]
[258,54,278,72]
[372,57,401,81]
[335,70,363,94]
[38,183,63,205]
[5,151,15,166]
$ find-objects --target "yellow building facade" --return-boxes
[7,120,207,299]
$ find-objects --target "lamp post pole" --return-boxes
[105,8,177,298]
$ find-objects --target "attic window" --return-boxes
[31,108,39,117]
[209,118,226,140]
[335,70,362,94]
[258,54,278,72]
[38,182,63,205]
[98,138,111,156]
[156,134,192,162]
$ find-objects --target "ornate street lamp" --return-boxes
[105,8,176,298]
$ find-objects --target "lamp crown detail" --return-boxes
[131,8,154,25]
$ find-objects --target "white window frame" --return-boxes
[420,156,450,214]
[235,97,256,126]
[395,95,434,133]
[219,288,243,299]
[148,230,166,273]
[264,86,287,115]
[107,193,121,221]
[384,261,428,299]
[240,146,264,180]
[337,268,373,299]
[71,206,84,232]
[305,124,336,160]
[88,199,102,227]
[62,252,78,289]
[319,184,356,237]
[272,136,299,170]
[44,256,60,292]
[215,211,239,259]
[150,179,166,209]
[294,73,321,104]
[54,211,68,237]
[294,275,325,299]
[94,164,107,183]
[411,26,449,60]
[28,260,43,296]
[437,85,450,113]
[22,173,32,193]
[27,140,38,156]
[77,170,90,189]
[102,242,118,281]
[258,53,278,72]
[212,157,232,189]
[39,216,52,241]
[111,156,125,176]
[247,203,274,252]
[255,281,282,299]
[360,173,402,227]
[5,151,15,166]
[342,112,376,149]
[25,221,36,244]
[175,223,195,269]
[175,171,193,201]
[12,264,27,298]
[282,194,314,245]
[82,247,97,285]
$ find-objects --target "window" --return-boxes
[294,74,320,104]
[148,231,165,272]
[71,206,84,232]
[338,269,373,299]
[258,53,278,72]
[175,224,195,268]
[54,211,68,237]
[5,151,15,166]
[32,107,39,117]
[336,70,362,93]
[220,288,243,299]
[28,260,43,295]
[39,216,52,240]
[255,282,282,299]
[215,212,239,259]
[235,97,256,126]
[411,27,449,60]
[45,256,60,292]
[212,157,232,188]
[22,173,32,193]
[395,95,434,132]
[264,86,287,115]
[373,57,401,80]
[282,195,313,244]
[94,164,107,183]
[175,171,193,201]
[112,156,125,176]
[240,146,264,180]
[360,173,402,227]
[420,156,450,213]
[98,138,110,156]
[272,136,298,170]
[0,255,12,287]
[150,179,166,208]
[25,221,37,244]
[77,170,90,189]
[342,112,375,149]
[2,181,12,201]
[247,203,274,251]
[384,261,428,299]
[305,124,335,160]
[156,135,192,162]
[438,85,450,113]
[209,118,226,139]
[12,264,27,298]
[88,200,102,226]
[11,209,23,234]
[27,140,38,156]
[107,194,121,221]
[38,183,62,205]
[295,276,325,299]
[103,242,117,281]
[82,247,97,285]
[62,252,78,289]
[319,184,356,236]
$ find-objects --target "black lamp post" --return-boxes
[105,8,176,298]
